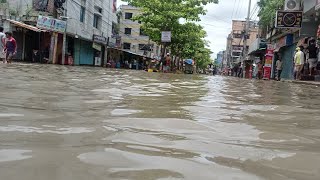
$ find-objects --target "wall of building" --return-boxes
[65,0,117,41]
[120,5,160,58]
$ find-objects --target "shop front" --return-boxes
[6,19,50,62]
[248,38,267,79]
[92,35,107,67]
[273,34,295,80]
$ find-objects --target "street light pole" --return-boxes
[242,0,252,78]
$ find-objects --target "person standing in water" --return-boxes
[4,32,17,64]
[0,27,6,63]
[276,58,283,81]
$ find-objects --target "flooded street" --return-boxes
[1,63,320,180]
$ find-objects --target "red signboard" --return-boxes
[264,44,274,79]
[263,67,271,80]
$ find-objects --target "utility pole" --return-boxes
[242,0,252,78]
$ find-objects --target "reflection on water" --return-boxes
[0,149,32,162]
[0,64,320,180]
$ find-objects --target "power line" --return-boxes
[236,0,245,18]
[234,0,241,19]
[231,0,236,20]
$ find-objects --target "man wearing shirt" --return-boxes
[4,32,17,64]
[294,46,305,80]
[276,58,283,81]
[0,27,5,63]
[307,39,318,76]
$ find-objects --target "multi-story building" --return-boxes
[1,0,118,66]
[119,5,161,58]
[216,51,224,67]
[226,20,259,66]
[257,0,320,80]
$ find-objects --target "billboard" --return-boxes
[37,15,66,33]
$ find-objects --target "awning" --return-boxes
[6,19,44,32]
[108,47,150,58]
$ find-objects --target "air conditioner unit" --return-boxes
[284,0,301,11]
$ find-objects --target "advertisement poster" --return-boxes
[264,44,274,80]
[263,67,271,79]
[37,15,66,33]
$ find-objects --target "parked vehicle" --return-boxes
[184,59,194,74]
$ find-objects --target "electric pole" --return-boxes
[242,0,252,78]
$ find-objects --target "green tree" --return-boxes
[124,0,218,56]
[258,0,285,28]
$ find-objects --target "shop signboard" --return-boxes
[161,31,171,42]
[275,11,303,28]
[93,35,107,45]
[92,43,102,51]
[37,15,66,33]
[108,36,117,48]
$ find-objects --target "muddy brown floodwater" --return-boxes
[0,63,320,180]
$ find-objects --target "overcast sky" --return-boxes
[118,0,259,58]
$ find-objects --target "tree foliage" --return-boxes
[123,0,218,68]
[258,0,285,28]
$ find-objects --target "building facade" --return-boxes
[226,20,259,66]
[250,0,320,80]
[216,51,224,66]
[1,0,118,66]
[119,5,161,59]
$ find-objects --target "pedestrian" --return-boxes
[276,58,283,81]
[294,46,305,80]
[0,27,5,63]
[238,62,243,78]
[4,32,17,64]
[165,53,171,73]
[306,39,318,76]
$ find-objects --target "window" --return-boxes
[124,28,132,35]
[123,43,131,50]
[93,14,102,29]
[139,44,147,50]
[139,28,146,36]
[95,6,103,14]
[233,30,242,38]
[139,44,153,51]
[80,6,85,22]
[125,13,133,19]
